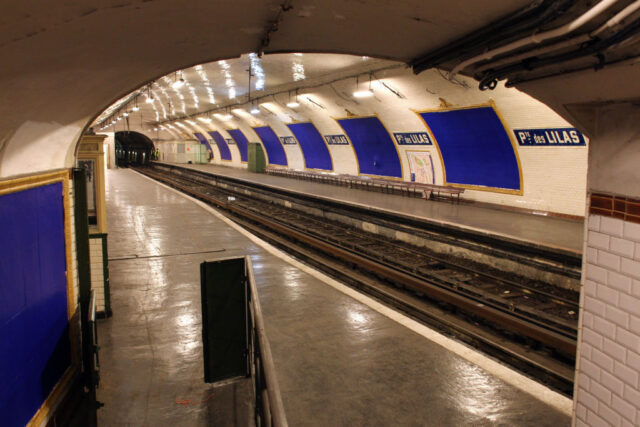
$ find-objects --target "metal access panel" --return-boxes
[200,257,249,383]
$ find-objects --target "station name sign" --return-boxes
[394,132,432,145]
[280,136,297,145]
[513,128,586,146]
[225,138,235,145]
[324,134,349,145]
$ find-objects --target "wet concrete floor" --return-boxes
[97,168,571,426]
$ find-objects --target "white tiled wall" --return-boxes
[575,215,640,426]
[89,238,106,313]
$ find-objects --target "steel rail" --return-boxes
[138,168,577,356]
[265,207,579,309]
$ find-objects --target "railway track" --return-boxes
[135,165,579,395]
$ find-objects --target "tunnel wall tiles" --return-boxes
[89,237,106,313]
[208,131,232,161]
[286,122,333,171]
[576,214,640,426]
[590,193,640,224]
[193,132,213,154]
[336,116,402,178]
[252,126,288,166]
[0,182,71,427]
[419,106,521,192]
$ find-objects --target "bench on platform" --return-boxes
[264,167,463,202]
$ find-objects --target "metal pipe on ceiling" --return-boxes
[473,0,640,75]
[448,0,622,80]
[410,0,576,74]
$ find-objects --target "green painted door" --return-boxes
[248,142,266,172]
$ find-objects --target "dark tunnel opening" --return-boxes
[115,131,156,167]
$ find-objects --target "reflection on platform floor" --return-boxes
[98,168,570,426]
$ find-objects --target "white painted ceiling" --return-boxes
[94,53,386,130]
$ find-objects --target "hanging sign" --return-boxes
[513,128,586,146]
[393,132,432,145]
[280,136,297,145]
[324,134,349,145]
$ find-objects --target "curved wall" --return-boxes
[153,65,587,216]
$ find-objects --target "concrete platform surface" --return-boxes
[174,162,584,254]
[97,168,572,426]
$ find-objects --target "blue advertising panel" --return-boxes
[420,106,521,191]
[252,126,288,166]
[227,129,248,162]
[394,132,432,145]
[287,122,333,171]
[193,132,214,154]
[207,131,232,161]
[0,183,70,427]
[337,116,402,178]
[324,134,350,145]
[513,128,586,146]
[280,136,297,145]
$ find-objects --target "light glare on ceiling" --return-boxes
[353,90,374,98]
[286,101,300,108]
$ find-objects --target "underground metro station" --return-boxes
[1,1,640,426]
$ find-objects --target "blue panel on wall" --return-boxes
[208,131,232,161]
[287,123,333,171]
[337,116,402,178]
[227,129,248,162]
[0,182,70,427]
[193,132,214,154]
[420,106,521,191]
[252,126,288,166]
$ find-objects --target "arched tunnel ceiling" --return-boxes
[0,0,532,177]
[94,53,399,134]
[1,0,639,178]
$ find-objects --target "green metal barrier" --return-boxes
[200,256,287,426]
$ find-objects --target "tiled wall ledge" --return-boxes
[591,192,640,224]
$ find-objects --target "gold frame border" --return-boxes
[332,114,405,181]
[413,100,524,195]
[285,121,335,173]
[0,170,80,425]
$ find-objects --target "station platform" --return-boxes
[165,162,584,254]
[97,168,573,425]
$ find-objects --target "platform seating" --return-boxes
[264,167,463,202]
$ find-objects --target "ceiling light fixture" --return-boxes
[132,95,140,111]
[146,84,154,103]
[250,106,260,114]
[353,90,374,98]
[286,90,300,108]
[123,112,129,117]
[198,117,212,123]
[172,71,185,89]
[353,74,374,98]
